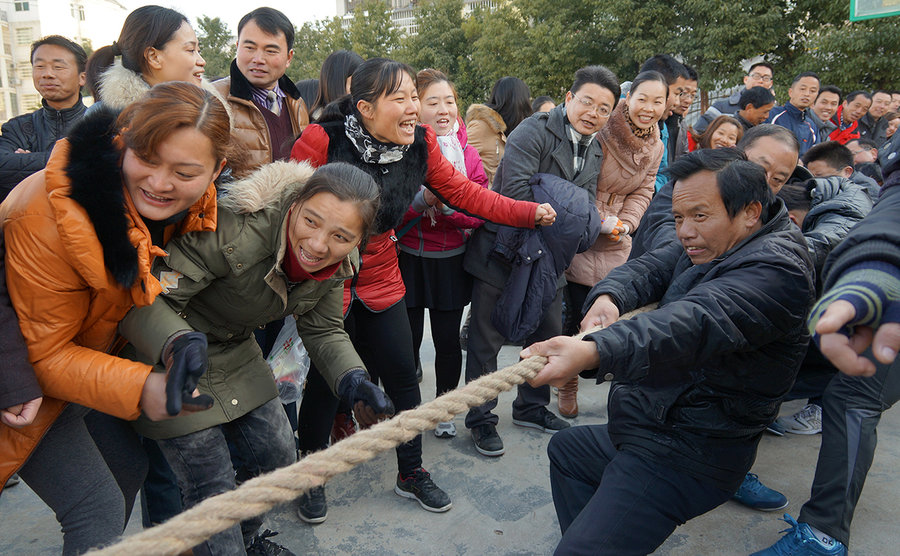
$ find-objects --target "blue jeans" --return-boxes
[157,397,296,556]
[547,424,732,555]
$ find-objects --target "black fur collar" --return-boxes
[65,108,138,288]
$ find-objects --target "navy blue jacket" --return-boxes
[491,173,601,343]
[767,102,817,156]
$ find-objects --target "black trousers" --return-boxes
[547,424,733,555]
[799,351,900,546]
[299,300,423,474]
[464,278,562,429]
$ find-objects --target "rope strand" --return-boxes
[88,304,655,555]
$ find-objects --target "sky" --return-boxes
[124,1,338,31]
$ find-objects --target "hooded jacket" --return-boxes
[567,102,663,287]
[584,200,814,491]
[0,109,217,490]
[291,116,538,313]
[801,176,873,287]
[119,162,365,439]
[465,104,507,187]
[0,97,87,199]
[212,60,309,178]
[491,173,601,343]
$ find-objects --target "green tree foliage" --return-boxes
[197,16,235,81]
[348,0,402,59]
[399,0,467,83]
[288,18,352,82]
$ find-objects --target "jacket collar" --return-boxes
[40,96,86,121]
[783,102,807,120]
[227,59,301,102]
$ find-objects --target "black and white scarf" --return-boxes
[344,113,409,164]
[567,123,597,176]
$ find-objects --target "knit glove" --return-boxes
[600,218,629,242]
[162,332,213,416]
[808,261,900,343]
[338,369,395,426]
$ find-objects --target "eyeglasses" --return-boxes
[571,91,611,117]
[748,73,774,83]
[676,90,697,100]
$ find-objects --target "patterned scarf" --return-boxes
[567,123,597,176]
[622,104,656,139]
[344,112,409,164]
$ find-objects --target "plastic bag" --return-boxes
[266,315,310,404]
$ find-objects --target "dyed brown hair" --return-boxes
[415,68,459,105]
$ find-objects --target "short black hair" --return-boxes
[639,54,689,86]
[777,182,813,212]
[791,71,819,86]
[748,61,774,75]
[846,90,872,103]
[668,147,772,218]
[801,141,853,170]
[737,123,800,155]
[571,65,620,101]
[854,138,878,150]
[683,63,698,82]
[238,7,294,49]
[816,85,842,104]
[739,86,776,109]
[873,89,892,98]
[31,35,87,73]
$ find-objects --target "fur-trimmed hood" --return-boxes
[97,60,232,125]
[465,104,507,135]
[217,160,317,214]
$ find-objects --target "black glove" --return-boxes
[338,369,395,419]
[163,331,213,416]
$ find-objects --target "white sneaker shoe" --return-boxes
[434,422,457,438]
[775,403,822,435]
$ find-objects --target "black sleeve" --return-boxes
[0,232,42,409]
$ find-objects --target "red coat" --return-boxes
[291,122,537,312]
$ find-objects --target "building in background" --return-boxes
[0,0,127,123]
[335,0,499,35]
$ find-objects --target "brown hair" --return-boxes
[117,82,231,164]
[415,68,459,105]
[697,115,744,150]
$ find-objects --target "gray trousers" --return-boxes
[18,404,147,556]
[156,397,296,556]
[799,351,900,546]
[464,278,562,429]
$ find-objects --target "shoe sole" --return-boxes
[783,428,822,435]
[473,440,505,457]
[738,499,789,512]
[393,485,453,512]
[434,430,457,439]
[512,418,565,434]
[297,509,327,524]
[766,425,786,436]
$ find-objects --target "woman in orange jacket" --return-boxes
[0,82,229,555]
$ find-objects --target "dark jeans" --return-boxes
[547,424,733,555]
[798,351,900,546]
[408,306,465,397]
[464,278,562,429]
[563,282,591,336]
[156,397,295,556]
[139,437,182,527]
[299,300,423,474]
[18,405,147,556]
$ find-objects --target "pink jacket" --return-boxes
[399,119,488,255]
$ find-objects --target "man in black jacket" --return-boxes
[0,35,86,200]
[522,149,814,555]
[753,150,900,556]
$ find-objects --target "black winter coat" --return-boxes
[583,200,814,491]
[0,98,86,199]
[491,173,601,343]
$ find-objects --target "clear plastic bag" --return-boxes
[266,315,310,404]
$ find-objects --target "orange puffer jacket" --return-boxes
[0,111,217,490]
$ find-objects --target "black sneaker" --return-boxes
[394,468,452,512]
[245,529,296,556]
[471,424,505,456]
[512,407,571,433]
[297,485,327,524]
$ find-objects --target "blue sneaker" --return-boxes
[751,514,847,555]
[732,473,788,511]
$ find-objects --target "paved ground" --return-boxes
[2,322,899,555]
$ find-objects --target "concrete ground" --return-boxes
[2,322,899,555]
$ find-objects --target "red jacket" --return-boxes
[291,122,537,312]
[829,105,861,145]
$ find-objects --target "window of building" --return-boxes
[17,65,31,82]
[78,6,85,20]
[23,93,41,110]
[14,2,30,12]
[15,28,33,46]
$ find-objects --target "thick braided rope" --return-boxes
[89,304,656,556]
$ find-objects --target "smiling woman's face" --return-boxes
[418,80,458,137]
[287,192,365,272]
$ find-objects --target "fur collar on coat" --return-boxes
[597,102,661,173]
[465,104,507,135]
[217,160,316,214]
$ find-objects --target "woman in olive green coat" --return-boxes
[120,161,392,555]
